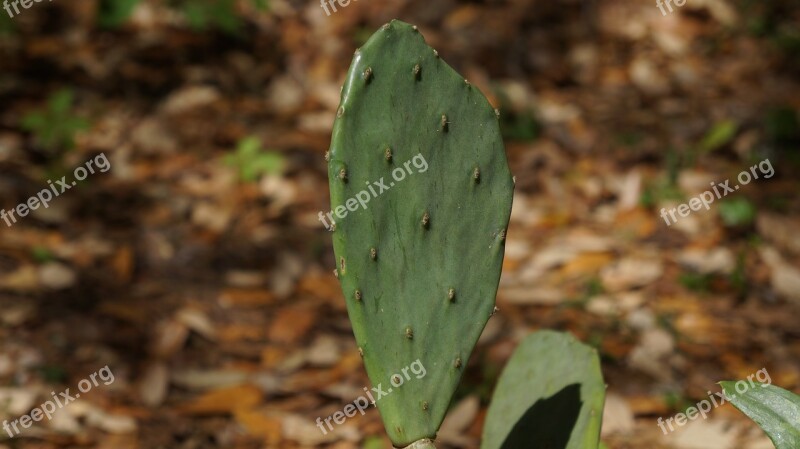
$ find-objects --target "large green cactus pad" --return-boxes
[327,20,514,447]
[481,331,606,449]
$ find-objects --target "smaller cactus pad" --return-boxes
[481,331,606,449]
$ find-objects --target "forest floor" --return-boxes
[0,0,799,448]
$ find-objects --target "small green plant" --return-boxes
[31,247,56,264]
[181,0,241,34]
[663,390,693,414]
[21,89,89,158]
[493,89,540,142]
[697,120,738,154]
[718,197,757,227]
[0,8,15,34]
[640,147,687,208]
[37,365,68,383]
[640,180,684,209]
[225,136,285,182]
[98,0,141,28]
[730,251,748,298]
[327,21,604,449]
[615,131,644,148]
[679,272,715,293]
[176,0,268,35]
[719,381,800,449]
[765,107,799,144]
[97,0,268,33]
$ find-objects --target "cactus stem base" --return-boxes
[396,439,437,449]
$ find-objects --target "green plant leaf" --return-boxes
[31,246,55,264]
[0,10,16,35]
[98,0,141,28]
[698,120,738,153]
[251,152,285,177]
[49,89,75,114]
[209,0,241,34]
[21,88,88,155]
[182,2,211,29]
[482,331,606,449]
[226,136,285,182]
[180,0,242,35]
[21,112,47,130]
[765,107,799,143]
[250,0,268,10]
[719,381,800,449]
[237,136,260,156]
[719,197,756,227]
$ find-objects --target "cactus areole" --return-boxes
[327,20,514,447]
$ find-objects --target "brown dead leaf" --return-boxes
[261,345,289,369]
[0,266,39,292]
[111,245,134,283]
[171,370,250,391]
[601,257,663,292]
[84,406,138,434]
[284,352,361,391]
[559,252,614,278]
[218,288,276,308]
[234,409,282,444]
[439,396,479,446]
[139,362,169,407]
[672,419,738,449]
[760,247,800,304]
[307,334,341,367]
[38,262,77,289]
[96,433,141,449]
[757,213,800,257]
[98,300,151,324]
[160,85,221,115]
[298,273,344,309]
[268,304,317,344]
[176,308,217,341]
[217,324,266,343]
[626,394,670,416]
[601,394,635,436]
[176,384,263,415]
[151,319,189,358]
[614,207,657,238]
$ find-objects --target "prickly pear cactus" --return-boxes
[327,20,514,447]
[481,331,606,449]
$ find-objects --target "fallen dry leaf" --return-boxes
[234,409,282,444]
[176,384,263,415]
[268,304,317,344]
[139,361,169,407]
